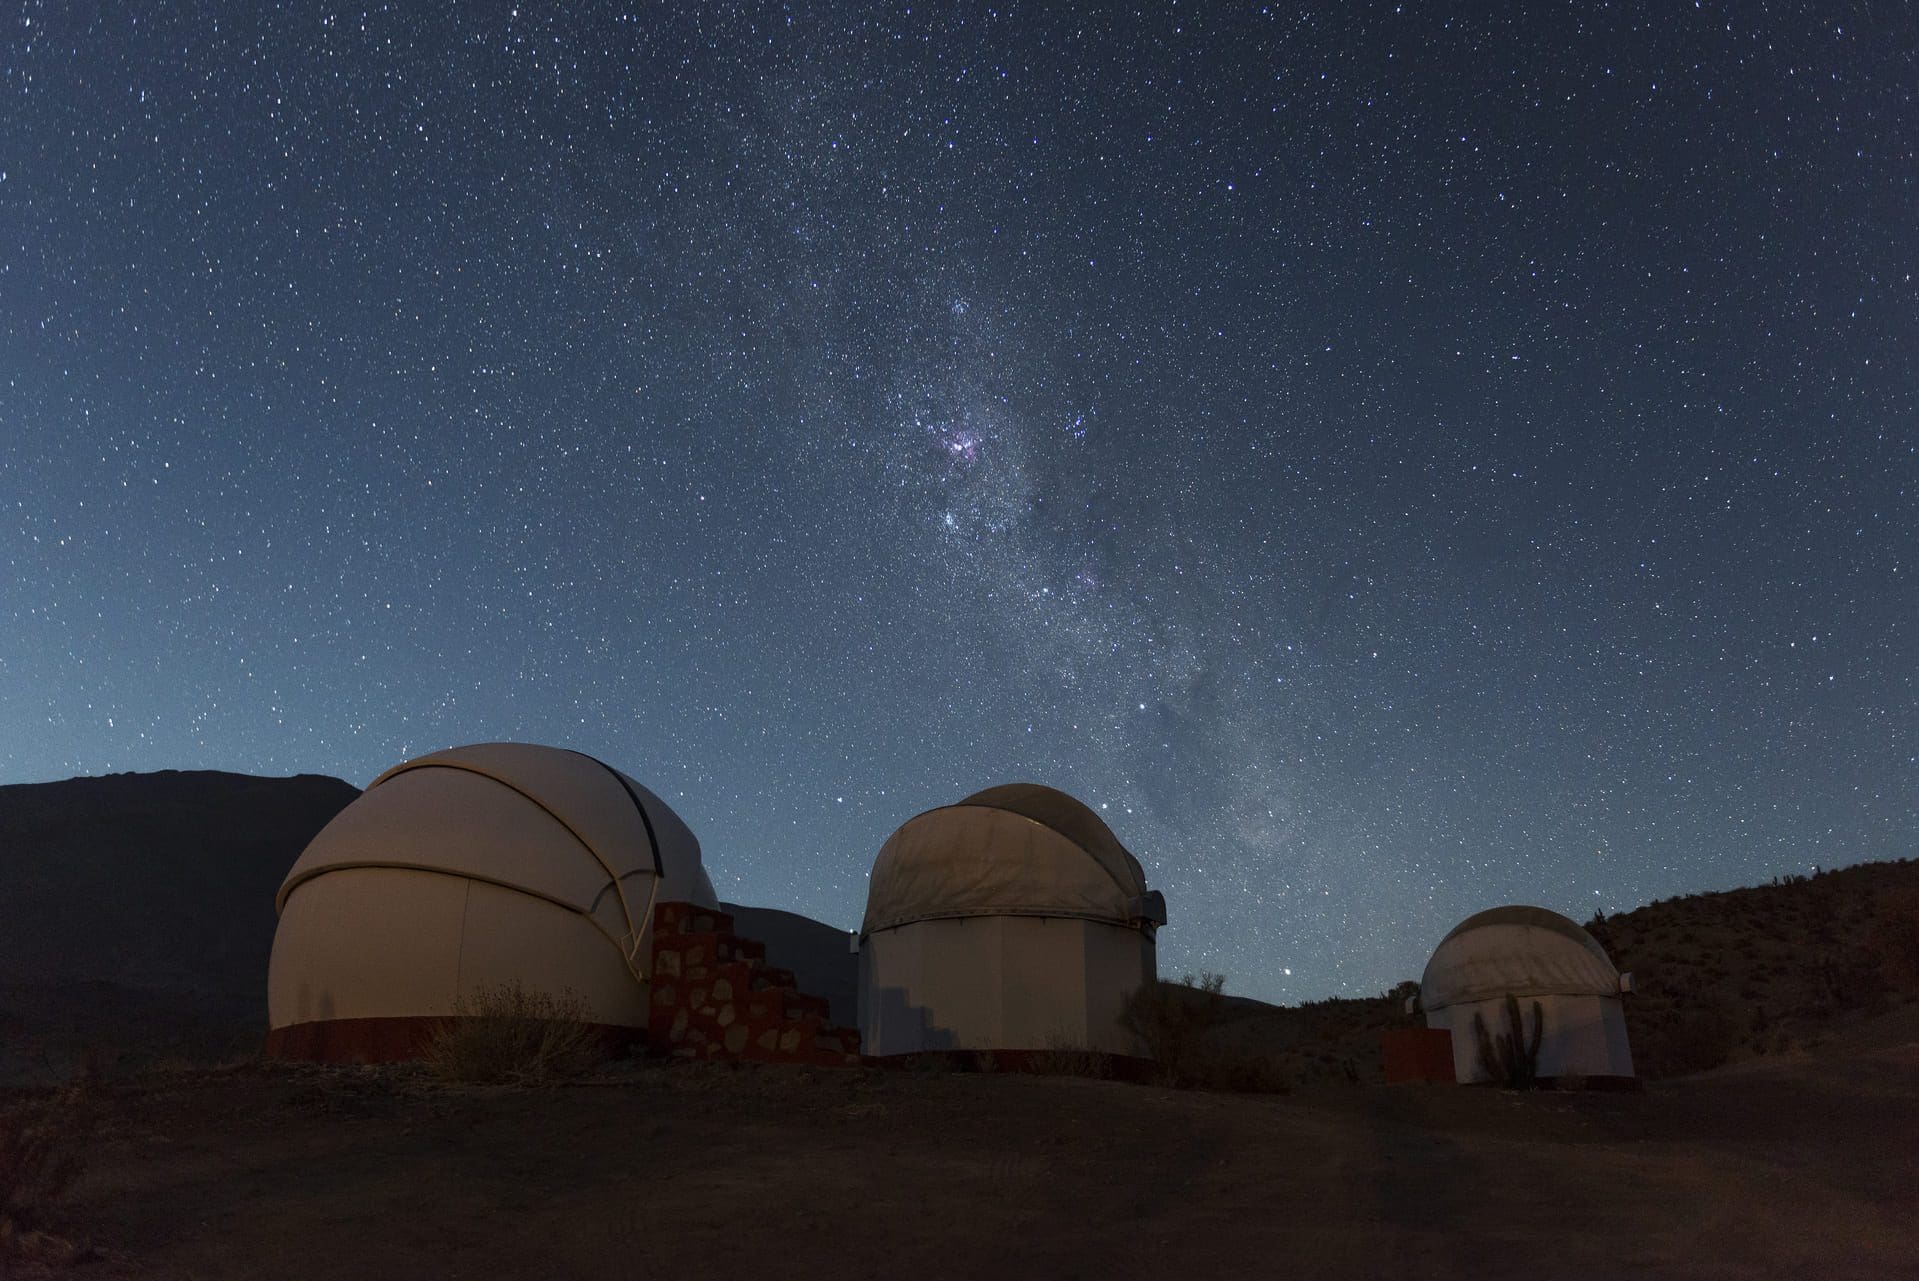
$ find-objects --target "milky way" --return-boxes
[2,4,1913,1000]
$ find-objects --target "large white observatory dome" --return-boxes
[267,742,717,1061]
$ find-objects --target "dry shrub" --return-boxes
[423,983,605,1085]
[1122,974,1289,1094]
[1027,1034,1115,1080]
[0,1086,92,1245]
[1660,1004,1738,1076]
[1179,1049,1292,1094]
[1122,972,1226,1073]
[1867,888,1919,990]
[1812,946,1889,1014]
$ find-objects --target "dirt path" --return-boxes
[31,1046,1919,1281]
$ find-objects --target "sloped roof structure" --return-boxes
[862,783,1160,935]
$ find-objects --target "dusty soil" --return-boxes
[18,1032,1918,1281]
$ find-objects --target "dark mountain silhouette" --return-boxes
[0,770,361,994]
[0,769,361,1077]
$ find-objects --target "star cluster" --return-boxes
[2,3,1913,1000]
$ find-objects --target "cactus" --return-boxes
[1471,994,1544,1088]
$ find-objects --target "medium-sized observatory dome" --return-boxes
[858,783,1164,1060]
[862,783,1165,936]
[1419,905,1635,1084]
[267,742,718,1061]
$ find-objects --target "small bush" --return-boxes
[1121,974,1289,1094]
[1812,947,1889,1013]
[1867,889,1919,990]
[1182,1050,1293,1094]
[1026,1036,1114,1080]
[423,983,605,1085]
[1660,1004,1738,1076]
[0,1086,92,1244]
[1121,973,1225,1078]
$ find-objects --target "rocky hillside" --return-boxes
[1591,858,1919,1077]
[1186,857,1919,1086]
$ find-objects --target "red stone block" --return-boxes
[652,902,697,938]
[749,966,796,992]
[641,915,867,1069]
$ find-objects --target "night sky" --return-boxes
[3,3,1914,1002]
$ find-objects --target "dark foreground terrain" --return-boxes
[16,1015,1918,1281]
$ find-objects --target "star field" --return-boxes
[2,2,1913,1001]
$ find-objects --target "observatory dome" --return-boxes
[267,742,717,1060]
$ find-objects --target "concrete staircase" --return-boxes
[649,903,862,1067]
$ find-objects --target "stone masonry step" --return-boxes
[653,903,735,939]
[653,932,765,977]
[649,900,859,1068]
[661,1005,861,1065]
[653,974,829,1028]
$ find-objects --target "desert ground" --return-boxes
[14,1014,1916,1281]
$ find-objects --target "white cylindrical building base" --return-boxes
[860,915,1154,1058]
[1426,992,1634,1083]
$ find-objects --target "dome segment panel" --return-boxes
[371,743,662,880]
[1437,905,1615,966]
[1420,907,1621,1012]
[277,766,615,915]
[957,783,1147,899]
[863,802,1145,934]
[278,742,718,916]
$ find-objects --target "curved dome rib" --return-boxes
[563,748,666,878]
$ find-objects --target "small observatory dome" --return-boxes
[859,783,1165,1059]
[1419,905,1635,1084]
[266,742,717,1061]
